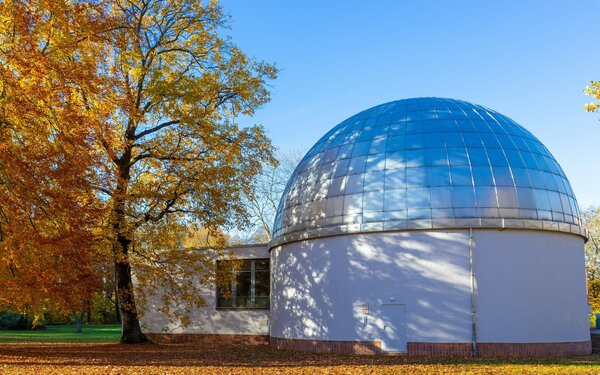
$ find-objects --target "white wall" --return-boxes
[474,230,589,343]
[140,244,270,335]
[271,229,589,345]
[270,230,473,343]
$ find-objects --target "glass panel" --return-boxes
[363,171,385,191]
[345,173,364,194]
[385,168,406,190]
[407,168,427,187]
[512,167,531,187]
[487,149,508,166]
[343,193,363,215]
[533,189,551,211]
[348,156,367,174]
[542,172,557,191]
[444,133,464,148]
[516,187,536,209]
[407,208,431,219]
[527,169,546,189]
[407,133,425,149]
[384,189,406,211]
[235,270,252,308]
[366,153,386,171]
[407,187,430,208]
[497,187,518,208]
[451,166,472,186]
[504,149,525,168]
[327,176,346,197]
[368,136,388,155]
[520,152,538,169]
[363,191,384,212]
[475,186,497,208]
[385,151,406,169]
[406,149,425,167]
[425,148,448,166]
[453,186,476,207]
[424,132,445,148]
[352,141,370,157]
[467,148,489,166]
[447,148,469,165]
[492,166,513,186]
[427,166,451,186]
[386,135,406,152]
[472,166,494,186]
[326,196,344,217]
[548,191,563,212]
[430,187,453,208]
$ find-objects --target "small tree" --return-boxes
[243,150,303,242]
[585,81,600,113]
[582,207,600,280]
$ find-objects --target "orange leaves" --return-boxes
[0,0,109,314]
[1,0,277,333]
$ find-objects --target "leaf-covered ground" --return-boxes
[1,343,600,374]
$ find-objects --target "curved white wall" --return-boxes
[474,230,589,343]
[271,230,473,343]
[270,229,589,345]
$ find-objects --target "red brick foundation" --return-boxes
[270,336,382,355]
[477,341,592,358]
[270,337,592,357]
[407,342,471,357]
[145,333,269,345]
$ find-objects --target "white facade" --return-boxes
[270,229,589,350]
[141,244,270,336]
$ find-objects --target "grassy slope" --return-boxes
[0,324,120,343]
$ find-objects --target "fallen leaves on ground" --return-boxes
[1,343,600,374]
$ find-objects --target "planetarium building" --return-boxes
[269,97,590,356]
[143,97,590,357]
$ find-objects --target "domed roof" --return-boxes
[271,97,585,248]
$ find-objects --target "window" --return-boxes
[216,258,270,309]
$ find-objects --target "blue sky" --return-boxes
[221,0,600,208]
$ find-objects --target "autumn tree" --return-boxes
[0,0,276,343]
[0,0,108,321]
[585,81,600,113]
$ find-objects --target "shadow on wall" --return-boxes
[141,282,269,335]
[270,230,473,344]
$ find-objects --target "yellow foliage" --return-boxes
[0,0,277,339]
[585,80,600,112]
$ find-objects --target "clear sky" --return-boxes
[221,0,600,208]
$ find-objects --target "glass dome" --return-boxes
[271,97,584,247]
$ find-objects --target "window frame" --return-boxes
[216,258,270,310]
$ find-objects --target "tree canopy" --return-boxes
[0,0,277,342]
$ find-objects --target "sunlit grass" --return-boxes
[0,324,121,343]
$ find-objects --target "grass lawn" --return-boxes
[0,324,121,343]
[0,342,600,374]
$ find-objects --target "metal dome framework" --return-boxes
[271,97,585,248]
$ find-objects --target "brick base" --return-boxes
[477,341,592,358]
[145,333,269,345]
[270,336,382,355]
[408,342,471,357]
[270,337,592,357]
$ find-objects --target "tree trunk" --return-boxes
[115,233,147,344]
[86,299,92,324]
[115,290,122,324]
[74,305,84,333]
